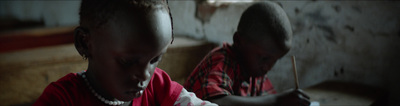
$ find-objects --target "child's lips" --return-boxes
[134,90,144,97]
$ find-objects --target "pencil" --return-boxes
[291,55,299,89]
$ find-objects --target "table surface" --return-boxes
[304,81,387,106]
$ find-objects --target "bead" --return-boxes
[80,71,128,105]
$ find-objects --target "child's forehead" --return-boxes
[92,8,172,46]
[104,7,168,30]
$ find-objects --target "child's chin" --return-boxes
[118,91,143,101]
[117,96,135,101]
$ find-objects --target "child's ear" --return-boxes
[74,27,90,59]
[233,32,241,45]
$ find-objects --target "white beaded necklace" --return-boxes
[79,71,128,105]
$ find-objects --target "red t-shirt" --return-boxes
[184,43,276,100]
[34,68,183,106]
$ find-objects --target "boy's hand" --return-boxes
[276,89,310,106]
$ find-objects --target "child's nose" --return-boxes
[131,65,151,82]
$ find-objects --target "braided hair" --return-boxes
[79,0,174,41]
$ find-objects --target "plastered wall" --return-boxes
[169,1,400,104]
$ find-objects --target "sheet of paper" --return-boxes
[310,101,320,106]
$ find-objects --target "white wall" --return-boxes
[171,0,400,87]
[170,1,400,104]
[0,1,80,27]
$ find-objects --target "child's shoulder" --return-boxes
[152,68,174,82]
[49,72,83,92]
[202,43,238,65]
[145,67,183,105]
[210,43,233,54]
[151,68,182,89]
[34,73,87,105]
[56,73,79,82]
[153,67,166,76]
[43,72,86,96]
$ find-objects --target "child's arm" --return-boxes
[174,88,218,106]
[209,89,310,106]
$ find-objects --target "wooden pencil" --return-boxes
[291,55,299,89]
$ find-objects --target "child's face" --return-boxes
[87,9,172,101]
[237,33,289,77]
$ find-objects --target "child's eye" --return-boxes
[119,58,137,67]
[261,57,270,61]
[150,56,161,64]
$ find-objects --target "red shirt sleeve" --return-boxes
[201,60,234,99]
[184,49,235,100]
[34,83,66,106]
[33,73,80,106]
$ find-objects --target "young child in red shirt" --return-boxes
[34,0,217,106]
[184,2,310,106]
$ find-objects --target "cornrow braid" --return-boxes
[127,0,174,43]
[79,0,174,42]
[166,0,174,43]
